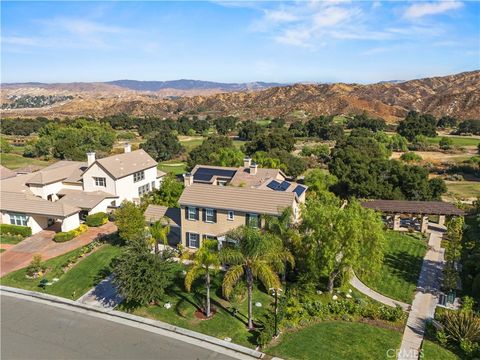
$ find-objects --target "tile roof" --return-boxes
[95,149,157,179]
[26,161,87,185]
[0,165,16,180]
[0,191,80,218]
[57,189,117,210]
[179,183,296,215]
[157,169,166,178]
[361,200,464,216]
[1,172,37,193]
[144,204,181,227]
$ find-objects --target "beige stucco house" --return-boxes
[0,144,164,234]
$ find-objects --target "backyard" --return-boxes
[359,231,428,304]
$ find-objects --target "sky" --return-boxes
[1,1,479,84]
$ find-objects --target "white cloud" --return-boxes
[403,1,463,19]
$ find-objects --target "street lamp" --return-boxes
[269,287,283,337]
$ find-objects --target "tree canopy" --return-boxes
[396,111,437,141]
[141,131,183,161]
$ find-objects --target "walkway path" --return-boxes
[397,224,446,360]
[349,273,410,311]
[77,275,123,310]
[0,222,117,277]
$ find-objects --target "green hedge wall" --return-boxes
[85,212,108,227]
[0,224,32,237]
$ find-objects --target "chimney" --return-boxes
[87,152,96,167]
[124,143,131,153]
[250,162,258,175]
[183,172,194,187]
[243,157,252,168]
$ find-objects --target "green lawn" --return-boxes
[360,231,427,304]
[426,136,480,147]
[126,274,273,348]
[157,161,187,175]
[232,139,246,149]
[178,135,204,151]
[445,181,480,200]
[422,340,460,360]
[0,153,51,170]
[267,321,402,360]
[0,234,25,245]
[1,244,122,299]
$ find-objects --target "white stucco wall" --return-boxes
[28,181,64,200]
[61,183,83,191]
[1,211,50,235]
[61,213,80,232]
[82,164,116,195]
[114,166,157,204]
[88,198,116,215]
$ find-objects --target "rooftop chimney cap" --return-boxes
[124,143,132,153]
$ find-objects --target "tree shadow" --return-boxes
[384,250,424,284]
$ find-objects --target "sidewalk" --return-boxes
[397,225,446,360]
[0,222,117,277]
[77,275,123,310]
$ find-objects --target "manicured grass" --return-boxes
[360,231,427,304]
[0,153,50,170]
[1,244,121,299]
[422,340,460,360]
[126,274,273,348]
[0,234,24,245]
[445,181,480,200]
[232,139,246,149]
[157,161,187,175]
[178,135,204,151]
[426,136,480,147]
[267,321,402,360]
[255,119,271,126]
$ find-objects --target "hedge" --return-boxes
[53,224,88,243]
[85,212,108,227]
[0,224,32,237]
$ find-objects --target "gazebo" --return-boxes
[361,200,464,233]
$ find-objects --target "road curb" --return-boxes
[1,285,266,359]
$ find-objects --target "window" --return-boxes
[247,213,260,228]
[138,183,150,197]
[205,208,215,223]
[187,207,197,221]
[217,180,227,187]
[133,171,145,183]
[203,234,216,241]
[187,233,199,248]
[227,210,235,221]
[9,213,28,226]
[94,177,106,187]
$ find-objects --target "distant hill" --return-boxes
[1,71,479,122]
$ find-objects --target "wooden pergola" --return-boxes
[361,200,464,232]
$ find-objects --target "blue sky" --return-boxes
[1,1,479,84]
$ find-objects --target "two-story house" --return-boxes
[0,143,164,234]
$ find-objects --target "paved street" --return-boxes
[1,294,241,360]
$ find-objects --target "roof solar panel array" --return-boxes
[193,167,237,182]
[293,185,306,197]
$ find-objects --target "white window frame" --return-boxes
[9,213,28,226]
[247,213,260,228]
[94,177,106,187]
[227,210,235,221]
[138,183,150,197]
[188,232,200,248]
[133,171,145,183]
[187,207,197,221]
[205,208,215,223]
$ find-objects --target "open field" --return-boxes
[1,244,121,299]
[359,231,427,304]
[157,161,187,175]
[178,135,204,151]
[391,151,475,164]
[426,136,480,148]
[267,321,402,360]
[444,181,480,201]
[0,153,51,170]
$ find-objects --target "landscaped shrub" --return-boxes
[400,152,423,162]
[85,212,108,227]
[0,224,32,237]
[53,224,88,243]
[25,254,46,278]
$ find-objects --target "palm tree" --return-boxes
[149,217,170,254]
[264,207,299,283]
[220,226,294,330]
[184,239,220,317]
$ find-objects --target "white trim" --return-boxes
[187,207,197,221]
[187,232,200,248]
[205,208,215,223]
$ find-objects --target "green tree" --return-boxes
[187,135,235,168]
[220,226,294,329]
[144,173,184,207]
[303,169,338,196]
[238,120,265,140]
[114,240,179,307]
[208,147,244,167]
[141,131,183,161]
[114,201,146,243]
[214,116,237,135]
[439,137,454,150]
[243,128,295,155]
[443,216,464,291]
[0,138,12,153]
[149,218,170,254]
[288,121,307,137]
[397,111,437,141]
[185,239,220,317]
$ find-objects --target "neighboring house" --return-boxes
[0,143,164,234]
[178,183,302,250]
[144,204,182,246]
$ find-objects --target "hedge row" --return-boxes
[53,224,88,243]
[0,224,32,237]
[85,212,108,227]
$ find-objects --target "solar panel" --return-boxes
[193,167,237,182]
[293,185,306,197]
[278,181,291,191]
[267,180,281,190]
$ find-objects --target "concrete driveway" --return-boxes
[0,222,117,277]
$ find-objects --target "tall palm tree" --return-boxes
[264,207,299,282]
[149,217,170,254]
[220,226,294,330]
[184,239,220,317]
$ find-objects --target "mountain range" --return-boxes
[1,71,479,122]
